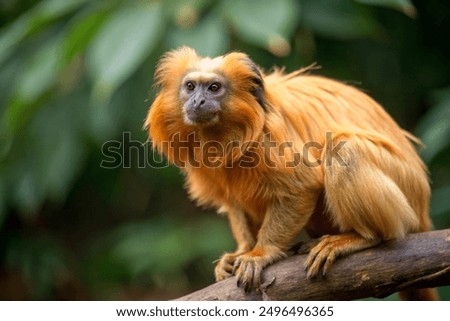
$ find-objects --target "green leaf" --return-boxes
[44,131,85,202]
[89,217,231,287]
[431,186,450,218]
[27,94,88,204]
[86,94,125,142]
[61,7,112,65]
[32,0,89,20]
[110,220,194,278]
[15,39,61,102]
[167,0,210,28]
[168,14,228,56]
[355,0,416,18]
[0,180,6,228]
[223,0,298,56]
[12,165,44,216]
[415,89,450,163]
[6,36,62,133]
[301,0,383,40]
[87,2,165,103]
[5,234,69,299]
[0,0,89,66]
[0,15,31,66]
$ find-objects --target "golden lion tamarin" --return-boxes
[145,47,437,300]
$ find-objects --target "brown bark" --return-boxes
[175,229,450,300]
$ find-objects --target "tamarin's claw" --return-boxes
[233,255,264,292]
[304,234,335,278]
[214,252,241,282]
[304,233,380,279]
[232,247,286,292]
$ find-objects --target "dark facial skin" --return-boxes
[180,74,227,125]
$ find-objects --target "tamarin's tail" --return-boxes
[399,288,439,300]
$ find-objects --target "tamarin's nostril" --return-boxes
[200,99,205,105]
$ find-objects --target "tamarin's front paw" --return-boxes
[233,247,286,292]
[214,252,242,281]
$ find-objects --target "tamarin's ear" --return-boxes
[154,46,199,89]
[223,52,267,111]
[245,58,267,111]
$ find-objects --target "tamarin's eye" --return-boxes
[186,81,195,91]
[208,82,221,92]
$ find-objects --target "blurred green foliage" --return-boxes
[0,0,449,300]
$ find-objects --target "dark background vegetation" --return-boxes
[0,0,449,300]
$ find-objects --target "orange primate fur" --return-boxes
[145,47,437,299]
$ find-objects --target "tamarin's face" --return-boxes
[148,47,267,145]
[179,70,228,126]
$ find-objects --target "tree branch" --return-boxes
[175,229,450,300]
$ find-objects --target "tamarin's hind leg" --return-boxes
[305,136,421,278]
[304,234,439,300]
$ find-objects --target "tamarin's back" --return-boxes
[265,72,420,155]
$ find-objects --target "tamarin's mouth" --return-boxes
[184,109,219,125]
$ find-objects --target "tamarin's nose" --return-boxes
[194,99,206,108]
